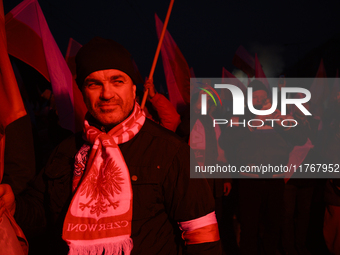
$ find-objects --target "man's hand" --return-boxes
[144,78,157,99]
[0,184,16,221]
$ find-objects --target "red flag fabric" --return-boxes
[221,67,247,102]
[0,9,26,137]
[232,45,255,77]
[284,138,314,183]
[0,0,28,254]
[309,59,329,117]
[65,38,87,132]
[155,13,190,112]
[315,59,327,77]
[190,67,195,78]
[331,69,340,102]
[0,0,27,179]
[255,53,270,90]
[222,67,247,94]
[6,0,75,132]
[0,0,4,42]
[65,38,82,76]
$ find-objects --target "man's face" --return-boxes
[82,69,136,128]
[252,90,268,109]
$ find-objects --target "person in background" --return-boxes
[136,78,181,132]
[219,80,307,255]
[282,100,320,255]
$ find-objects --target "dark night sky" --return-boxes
[3,0,340,89]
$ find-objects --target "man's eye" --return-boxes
[113,80,124,85]
[87,83,101,88]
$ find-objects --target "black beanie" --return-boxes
[75,37,143,89]
[248,80,269,93]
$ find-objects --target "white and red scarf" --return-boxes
[62,103,145,255]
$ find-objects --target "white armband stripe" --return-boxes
[178,211,217,232]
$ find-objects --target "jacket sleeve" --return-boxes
[14,134,79,238]
[14,149,53,238]
[149,93,181,132]
[163,143,222,255]
[3,115,35,195]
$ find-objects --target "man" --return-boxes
[0,37,221,255]
[219,80,307,255]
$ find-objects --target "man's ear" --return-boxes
[133,85,136,99]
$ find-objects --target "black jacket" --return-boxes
[14,119,221,255]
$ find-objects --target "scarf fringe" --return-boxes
[68,238,133,255]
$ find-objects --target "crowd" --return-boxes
[0,37,340,255]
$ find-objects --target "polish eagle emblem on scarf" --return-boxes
[78,157,124,217]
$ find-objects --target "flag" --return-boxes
[255,53,270,90]
[189,67,200,96]
[155,13,190,113]
[0,0,28,253]
[221,67,247,102]
[331,69,340,103]
[309,59,329,118]
[65,38,82,76]
[6,0,75,132]
[190,67,195,78]
[0,0,27,178]
[0,7,26,138]
[284,138,314,183]
[222,67,247,94]
[232,45,255,77]
[65,38,87,132]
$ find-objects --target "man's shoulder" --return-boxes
[139,118,187,149]
[120,119,189,166]
[53,132,85,158]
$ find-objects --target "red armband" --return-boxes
[178,211,220,245]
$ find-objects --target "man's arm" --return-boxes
[144,78,181,132]
[0,165,46,238]
[1,134,80,238]
[3,115,35,195]
[163,143,222,254]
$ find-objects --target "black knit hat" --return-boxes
[248,80,269,93]
[75,37,143,89]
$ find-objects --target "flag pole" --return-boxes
[141,0,175,109]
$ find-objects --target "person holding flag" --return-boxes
[218,80,307,255]
[136,78,181,132]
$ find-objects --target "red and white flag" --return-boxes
[6,0,75,132]
[331,69,340,102]
[65,38,87,132]
[0,0,28,254]
[222,67,247,94]
[0,4,26,137]
[309,59,329,118]
[232,45,255,78]
[190,67,195,78]
[0,0,27,177]
[255,53,270,90]
[155,13,190,113]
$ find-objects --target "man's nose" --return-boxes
[100,83,115,100]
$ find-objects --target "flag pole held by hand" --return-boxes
[141,0,175,109]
